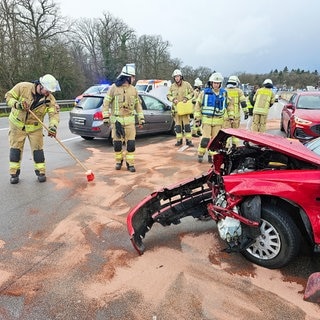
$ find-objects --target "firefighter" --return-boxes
[246,84,259,130]
[167,69,194,147]
[5,74,60,184]
[102,64,145,172]
[252,79,275,132]
[194,72,234,163]
[191,77,203,138]
[224,75,248,146]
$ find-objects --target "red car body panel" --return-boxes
[208,128,320,165]
[127,128,320,260]
[223,170,320,244]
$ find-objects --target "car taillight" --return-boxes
[93,111,103,121]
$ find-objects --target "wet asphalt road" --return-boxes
[0,103,319,319]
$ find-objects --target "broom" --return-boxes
[28,109,95,182]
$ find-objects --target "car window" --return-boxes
[305,138,320,156]
[136,84,148,92]
[297,95,320,109]
[79,96,104,110]
[141,95,166,111]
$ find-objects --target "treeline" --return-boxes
[0,0,319,100]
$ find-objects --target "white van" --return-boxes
[135,79,171,93]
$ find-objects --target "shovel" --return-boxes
[28,109,95,182]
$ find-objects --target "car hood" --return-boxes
[295,108,320,120]
[208,128,320,165]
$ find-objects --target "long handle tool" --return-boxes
[28,109,95,182]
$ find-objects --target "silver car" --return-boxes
[68,91,175,140]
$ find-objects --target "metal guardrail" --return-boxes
[0,100,75,113]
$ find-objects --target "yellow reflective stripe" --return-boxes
[10,162,20,169]
[34,163,45,171]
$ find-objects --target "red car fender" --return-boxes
[222,170,320,244]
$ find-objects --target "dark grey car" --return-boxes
[68,92,175,140]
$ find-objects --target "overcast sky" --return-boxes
[58,0,319,76]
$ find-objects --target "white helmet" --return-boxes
[39,74,60,92]
[172,69,182,77]
[263,78,273,85]
[120,64,136,77]
[194,77,203,87]
[227,75,240,84]
[209,72,223,83]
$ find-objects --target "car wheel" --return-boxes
[81,136,94,140]
[169,121,176,135]
[241,205,301,269]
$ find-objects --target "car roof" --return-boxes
[82,90,171,105]
[295,91,320,96]
[208,128,320,165]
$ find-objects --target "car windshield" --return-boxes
[84,85,108,95]
[79,96,104,110]
[136,84,148,92]
[304,137,320,156]
[297,94,320,109]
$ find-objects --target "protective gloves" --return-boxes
[139,119,145,126]
[103,117,110,124]
[15,101,29,110]
[48,125,57,137]
[244,113,249,120]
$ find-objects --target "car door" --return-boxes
[281,93,297,134]
[138,94,173,134]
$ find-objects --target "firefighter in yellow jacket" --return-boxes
[167,69,194,147]
[252,79,275,132]
[191,77,203,137]
[5,74,60,184]
[224,75,248,146]
[194,72,234,163]
[102,64,145,172]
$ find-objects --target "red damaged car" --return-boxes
[127,128,320,269]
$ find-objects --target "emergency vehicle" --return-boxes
[135,79,171,93]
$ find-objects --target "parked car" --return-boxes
[74,84,110,105]
[280,91,320,141]
[127,128,320,269]
[69,91,175,140]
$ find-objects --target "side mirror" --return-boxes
[285,103,294,110]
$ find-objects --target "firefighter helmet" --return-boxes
[227,75,240,85]
[209,72,223,83]
[263,78,273,85]
[172,69,182,77]
[194,78,203,87]
[120,64,136,77]
[39,74,60,92]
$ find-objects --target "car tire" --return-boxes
[169,121,176,135]
[241,204,301,269]
[81,136,94,140]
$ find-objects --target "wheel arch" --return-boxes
[259,195,314,247]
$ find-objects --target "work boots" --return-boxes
[186,140,194,147]
[175,139,182,146]
[115,160,123,170]
[10,174,19,184]
[35,170,46,182]
[10,169,20,184]
[126,162,136,173]
[38,174,47,183]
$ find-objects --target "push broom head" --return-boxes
[86,170,95,182]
